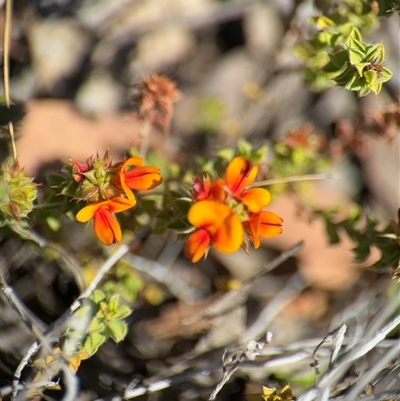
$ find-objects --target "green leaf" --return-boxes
[173,199,191,215]
[334,68,355,86]
[88,317,106,334]
[326,221,340,244]
[329,50,349,68]
[46,216,62,231]
[365,43,384,63]
[364,69,377,85]
[345,74,364,91]
[115,304,131,320]
[107,320,128,343]
[358,85,371,97]
[355,62,370,76]
[91,290,106,304]
[81,333,106,356]
[377,67,393,83]
[314,15,336,29]
[349,47,365,65]
[353,241,371,262]
[166,218,190,231]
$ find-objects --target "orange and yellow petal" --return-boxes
[209,179,226,202]
[185,228,211,263]
[246,211,283,249]
[224,156,258,196]
[187,200,233,235]
[93,208,122,245]
[258,211,283,238]
[107,196,137,213]
[124,166,163,191]
[246,213,261,249]
[76,197,135,223]
[121,156,144,169]
[76,200,106,222]
[239,188,271,213]
[119,157,144,200]
[212,212,243,254]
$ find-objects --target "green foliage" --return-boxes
[315,205,400,271]
[62,290,131,362]
[296,0,393,96]
[102,263,144,303]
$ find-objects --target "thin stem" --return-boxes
[3,0,17,160]
[252,173,342,187]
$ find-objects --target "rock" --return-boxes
[75,69,125,115]
[28,18,90,91]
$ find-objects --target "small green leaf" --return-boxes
[88,317,106,334]
[107,320,128,343]
[81,333,106,356]
[364,69,377,85]
[355,62,370,77]
[345,74,364,91]
[314,15,336,29]
[369,83,381,95]
[365,43,384,63]
[91,290,106,304]
[326,221,340,244]
[334,68,355,86]
[358,85,371,97]
[173,199,191,215]
[46,216,62,231]
[115,304,131,320]
[166,218,190,230]
[349,48,365,65]
[377,67,393,83]
[329,50,349,68]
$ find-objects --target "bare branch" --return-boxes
[11,227,149,400]
[183,241,304,325]
[208,333,272,401]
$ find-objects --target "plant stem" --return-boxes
[253,173,342,187]
[3,0,17,161]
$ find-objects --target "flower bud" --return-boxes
[0,159,37,225]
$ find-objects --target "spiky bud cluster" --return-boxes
[0,159,37,225]
[70,150,122,203]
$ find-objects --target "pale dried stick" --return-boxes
[11,227,149,399]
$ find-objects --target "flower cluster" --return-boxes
[185,156,283,263]
[70,151,162,245]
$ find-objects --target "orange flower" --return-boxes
[185,200,243,263]
[118,157,163,200]
[244,211,283,249]
[224,156,271,213]
[76,197,136,245]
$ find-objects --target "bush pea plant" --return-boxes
[1,1,399,400]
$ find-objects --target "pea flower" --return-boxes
[244,211,283,249]
[118,157,163,200]
[70,152,163,245]
[185,200,243,263]
[224,156,271,213]
[76,197,136,245]
[186,156,283,262]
